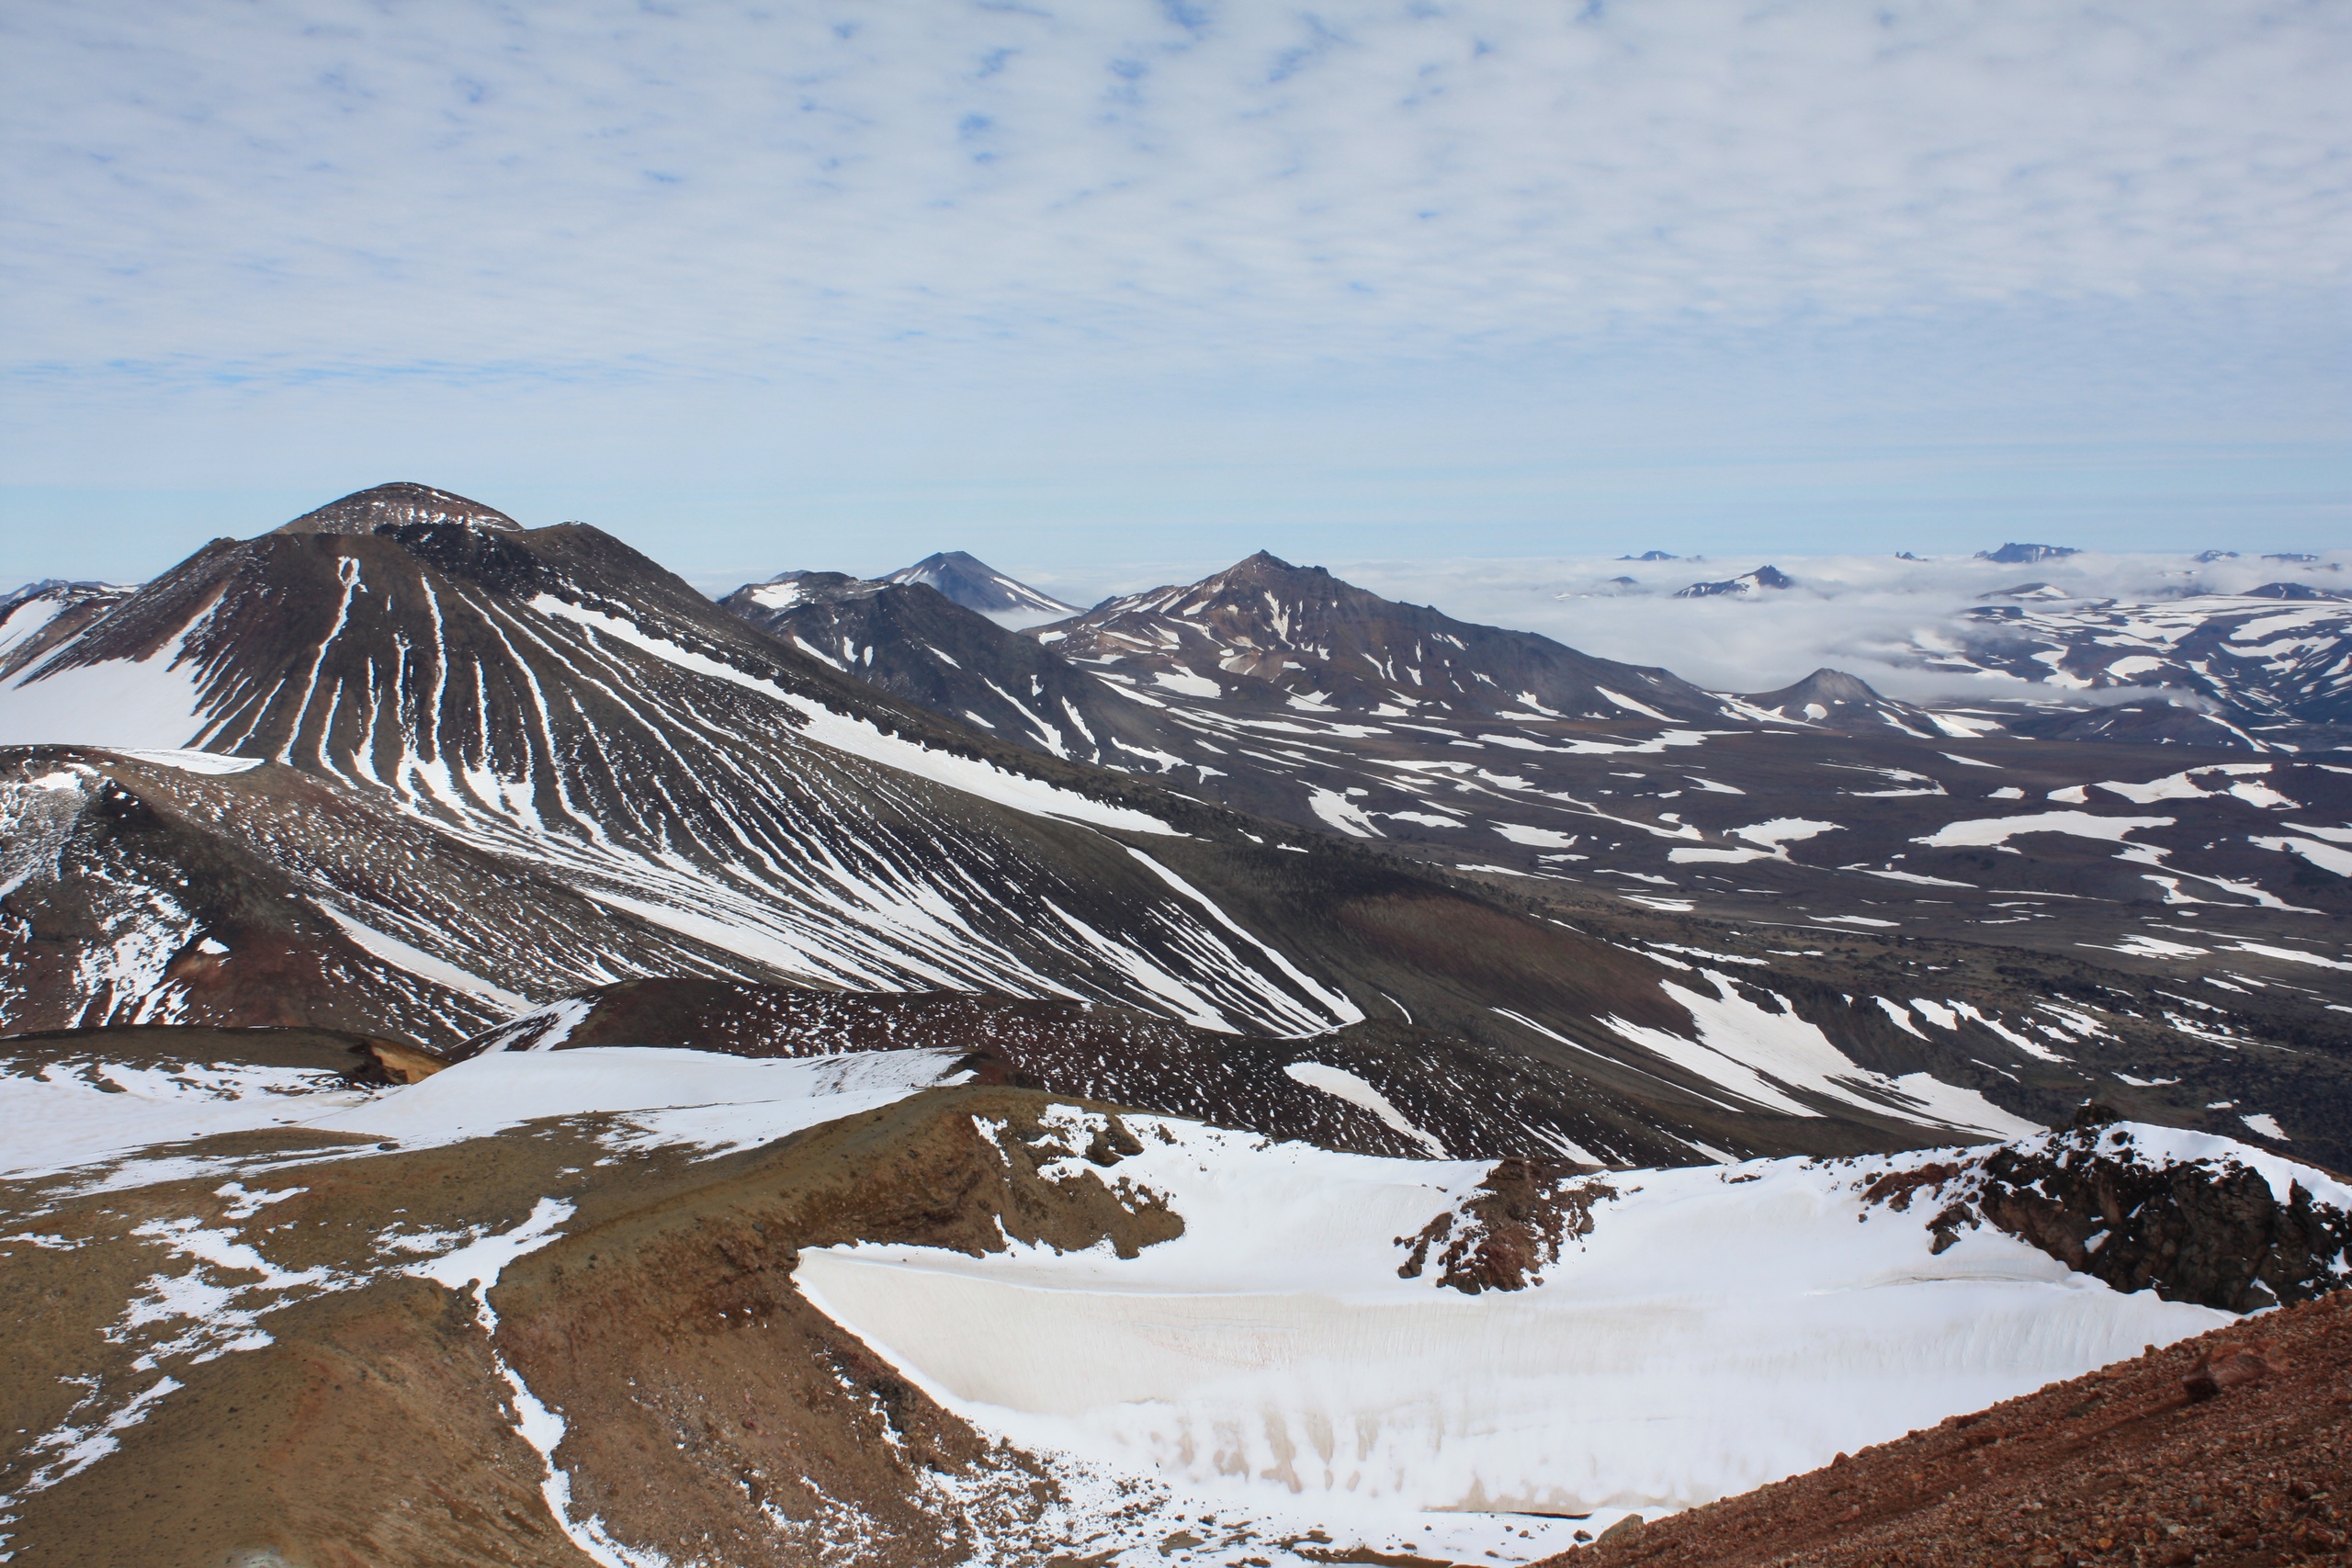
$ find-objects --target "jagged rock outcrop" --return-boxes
[1866,1109,2352,1312]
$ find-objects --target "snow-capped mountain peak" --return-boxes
[1976,542,2080,565]
[880,550,1079,626]
[1675,564,1795,598]
[739,569,879,614]
[1724,667,1963,737]
[1035,550,1727,722]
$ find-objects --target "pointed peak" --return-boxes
[1210,550,1326,585]
[875,552,1078,620]
[1781,668,1885,704]
[275,482,519,537]
[1675,564,1793,599]
[902,549,985,571]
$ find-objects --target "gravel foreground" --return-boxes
[1541,1289,2352,1568]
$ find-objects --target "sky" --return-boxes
[2,0,2346,592]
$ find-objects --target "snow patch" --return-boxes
[1283,1063,1446,1156]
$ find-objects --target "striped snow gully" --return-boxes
[794,1111,2247,1523]
[528,595,1174,837]
[1123,848,1364,1031]
[1602,970,2042,1137]
[313,903,529,1013]
[0,562,1368,1035]
[1283,1062,1446,1156]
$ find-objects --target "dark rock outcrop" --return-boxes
[1871,1111,2352,1313]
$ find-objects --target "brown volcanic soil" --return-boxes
[0,1085,1193,1568]
[1540,1290,2352,1568]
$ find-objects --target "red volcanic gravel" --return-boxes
[1538,1291,2352,1568]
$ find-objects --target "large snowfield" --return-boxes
[796,1107,2232,1525]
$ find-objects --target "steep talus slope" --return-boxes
[0,520,1372,1037]
[718,574,1160,773]
[718,550,2352,942]
[449,974,1931,1166]
[0,750,773,1040]
[4,742,2136,1166]
[718,549,2352,1168]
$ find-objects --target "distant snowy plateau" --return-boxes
[1,488,2348,1567]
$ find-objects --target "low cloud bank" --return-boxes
[1028,548,2350,701]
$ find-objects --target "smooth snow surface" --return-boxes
[302,1045,967,1156]
[0,1060,378,1179]
[0,620,210,750]
[110,749,266,775]
[797,1113,2231,1520]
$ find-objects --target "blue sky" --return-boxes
[2,0,2345,590]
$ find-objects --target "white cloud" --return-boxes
[1020,547,2352,697]
[5,0,2346,387]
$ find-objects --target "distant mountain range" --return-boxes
[1976,542,2081,565]
[2,488,2347,1177]
[1915,584,2352,734]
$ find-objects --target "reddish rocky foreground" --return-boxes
[1539,1290,2352,1568]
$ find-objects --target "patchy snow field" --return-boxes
[0,1043,972,1186]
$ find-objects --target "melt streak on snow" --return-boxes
[795,1112,2228,1520]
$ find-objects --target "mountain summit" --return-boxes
[726,552,1077,631]
[273,481,520,536]
[1035,549,1725,721]
[879,550,1078,623]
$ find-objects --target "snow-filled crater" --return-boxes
[794,1116,2227,1520]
